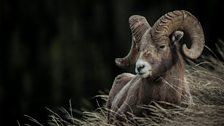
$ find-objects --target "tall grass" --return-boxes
[26,41,224,126]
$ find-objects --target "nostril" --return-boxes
[136,60,150,74]
[137,64,145,72]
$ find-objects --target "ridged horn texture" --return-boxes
[151,10,205,59]
[115,15,151,68]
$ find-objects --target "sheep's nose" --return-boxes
[135,60,147,74]
[135,59,152,75]
[136,64,145,73]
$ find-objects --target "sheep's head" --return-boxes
[115,10,205,79]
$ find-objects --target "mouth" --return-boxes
[137,71,152,78]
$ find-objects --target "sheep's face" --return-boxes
[135,30,183,79]
[116,11,204,78]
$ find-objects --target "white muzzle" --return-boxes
[135,59,152,78]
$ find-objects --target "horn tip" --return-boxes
[182,44,204,59]
[115,58,129,68]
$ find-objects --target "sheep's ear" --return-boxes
[171,31,184,43]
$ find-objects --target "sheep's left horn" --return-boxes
[151,10,205,59]
[115,15,151,68]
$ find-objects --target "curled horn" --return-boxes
[115,15,151,68]
[151,10,205,59]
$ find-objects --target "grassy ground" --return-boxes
[26,41,224,126]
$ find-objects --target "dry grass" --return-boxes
[27,41,224,126]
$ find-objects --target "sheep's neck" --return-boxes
[147,50,184,83]
[143,53,185,104]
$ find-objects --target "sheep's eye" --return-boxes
[159,45,165,49]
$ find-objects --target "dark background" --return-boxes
[0,0,223,125]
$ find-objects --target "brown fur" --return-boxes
[106,10,204,124]
[106,33,193,124]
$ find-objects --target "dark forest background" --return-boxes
[0,0,223,125]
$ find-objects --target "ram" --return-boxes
[106,10,205,123]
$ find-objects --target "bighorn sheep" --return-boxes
[106,10,205,123]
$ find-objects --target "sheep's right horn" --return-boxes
[115,15,151,68]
